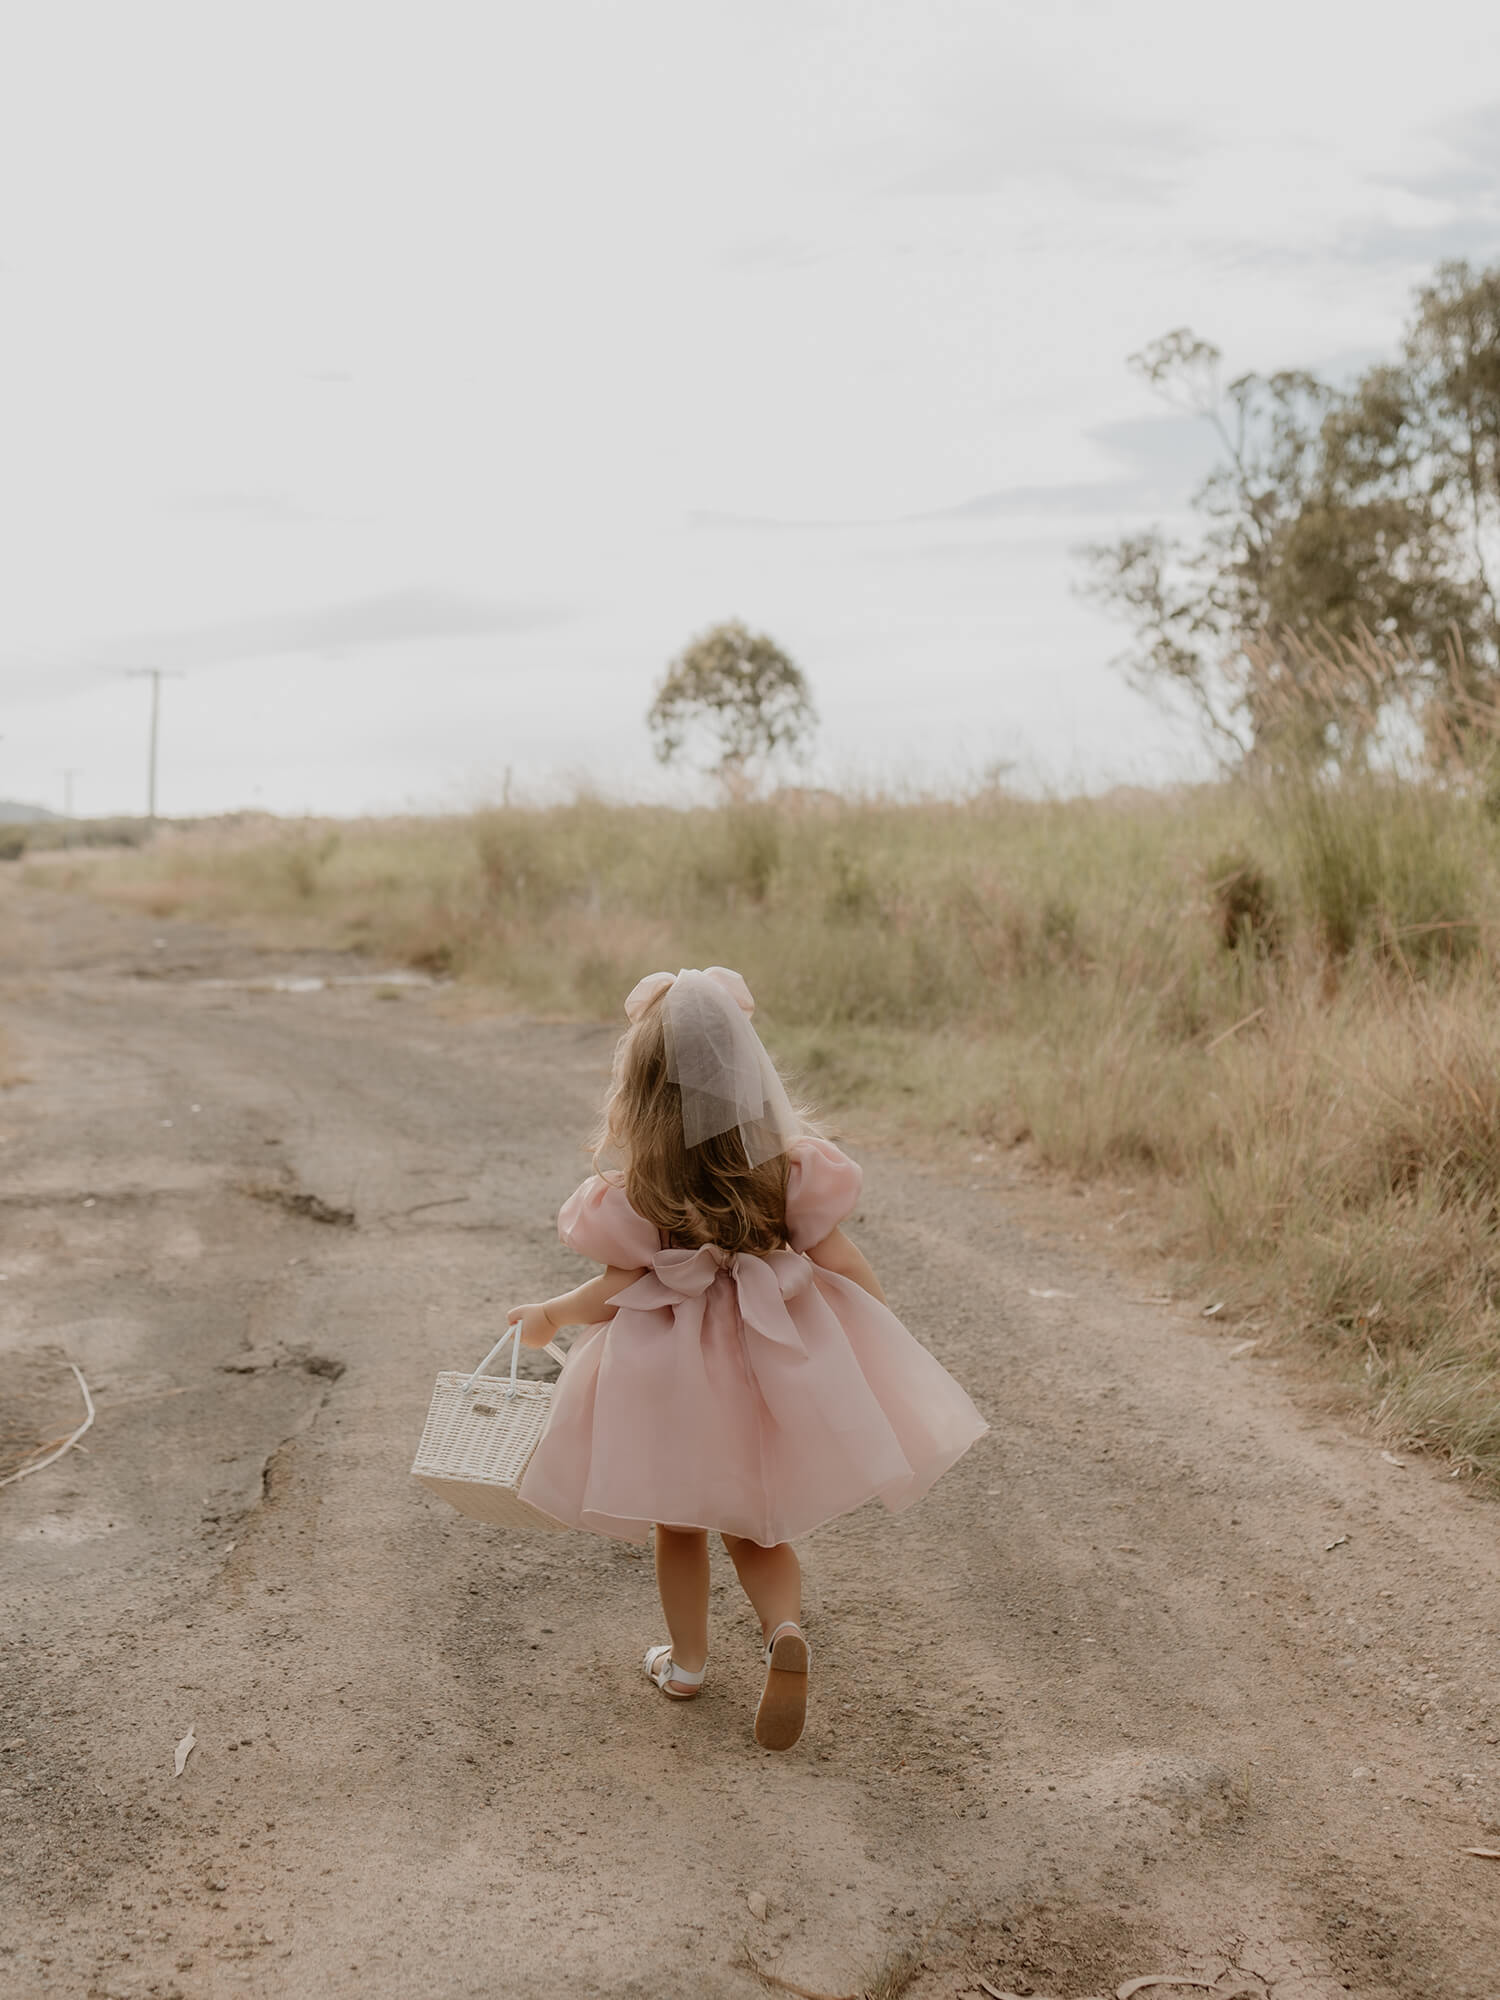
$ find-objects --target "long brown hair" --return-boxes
[593,988,793,1254]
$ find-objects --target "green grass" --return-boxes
[35,774,1500,1484]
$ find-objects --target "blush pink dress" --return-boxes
[517,1138,988,1546]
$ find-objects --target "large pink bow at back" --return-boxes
[608,1243,813,1353]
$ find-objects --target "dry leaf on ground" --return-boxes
[1116,1980,1217,1998]
[174,1728,196,1777]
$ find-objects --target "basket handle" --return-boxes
[458,1323,569,1402]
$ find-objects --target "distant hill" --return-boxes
[0,801,61,824]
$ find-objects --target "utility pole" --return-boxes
[125,670,182,822]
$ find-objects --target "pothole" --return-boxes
[238,1182,354,1228]
[218,1341,346,1381]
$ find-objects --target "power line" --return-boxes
[124,670,184,822]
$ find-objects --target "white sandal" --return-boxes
[643,1643,707,1700]
[755,1620,810,1750]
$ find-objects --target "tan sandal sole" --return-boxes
[754,1629,809,1750]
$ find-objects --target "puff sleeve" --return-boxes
[557,1176,662,1268]
[784,1138,864,1252]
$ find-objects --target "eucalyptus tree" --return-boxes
[1082,261,1500,769]
[647,620,816,791]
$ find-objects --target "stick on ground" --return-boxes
[0,1362,95,1488]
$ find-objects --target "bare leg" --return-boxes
[723,1535,808,1749]
[653,1525,710,1678]
[721,1534,801,1643]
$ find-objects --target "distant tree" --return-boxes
[1395,259,1500,728]
[647,620,816,788]
[1080,261,1500,769]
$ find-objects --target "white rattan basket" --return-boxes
[411,1325,571,1532]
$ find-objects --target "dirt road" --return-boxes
[3,876,1499,2000]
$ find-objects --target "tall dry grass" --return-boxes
[37,774,1500,1481]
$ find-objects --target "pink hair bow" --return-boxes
[623,965,755,1021]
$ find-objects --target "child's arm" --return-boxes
[803,1228,888,1305]
[507,1266,645,1349]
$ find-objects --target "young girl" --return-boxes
[506,966,986,1751]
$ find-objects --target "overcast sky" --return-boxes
[2,1,1497,817]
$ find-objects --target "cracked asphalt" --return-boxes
[3,872,1500,2000]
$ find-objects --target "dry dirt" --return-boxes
[2,876,1500,2000]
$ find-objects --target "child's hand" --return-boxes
[507,1303,555,1350]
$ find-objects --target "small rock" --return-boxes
[1352,1765,1376,1781]
[747,1891,768,1922]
